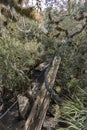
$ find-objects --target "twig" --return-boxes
[55,26,69,37]
[70,23,87,38]
[16,25,31,33]
[48,12,64,25]
[74,13,87,21]
[0,100,17,120]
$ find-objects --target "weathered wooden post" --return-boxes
[25,56,61,130]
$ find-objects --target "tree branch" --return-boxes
[74,13,87,21]
[70,23,87,38]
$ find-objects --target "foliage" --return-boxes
[0,37,44,90]
[60,90,87,130]
[0,1,87,130]
[43,5,87,130]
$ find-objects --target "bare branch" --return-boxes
[56,26,69,37]
[16,25,31,33]
[0,100,17,120]
[74,13,87,21]
[70,23,87,38]
[48,12,64,25]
